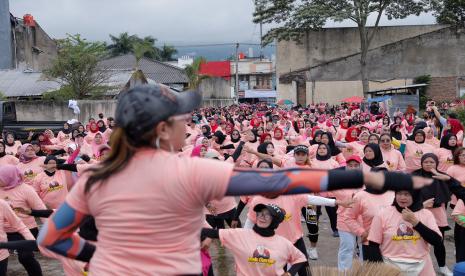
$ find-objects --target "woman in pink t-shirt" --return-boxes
[367,190,443,276]
[424,127,440,148]
[446,147,465,206]
[3,132,22,156]
[36,85,427,275]
[433,134,457,172]
[0,142,19,166]
[32,156,69,209]
[379,134,406,172]
[203,203,307,276]
[0,165,46,276]
[16,144,46,186]
[452,199,465,262]
[404,130,434,172]
[361,144,387,172]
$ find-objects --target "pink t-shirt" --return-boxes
[16,157,46,186]
[4,141,22,155]
[343,142,365,159]
[404,141,434,172]
[347,190,395,244]
[219,229,306,276]
[206,197,237,215]
[452,199,465,216]
[428,204,448,227]
[0,155,19,166]
[433,148,454,173]
[66,149,234,275]
[329,189,361,233]
[247,195,308,243]
[33,171,69,209]
[310,158,340,170]
[446,165,465,205]
[368,206,440,276]
[381,148,406,172]
[0,199,34,261]
[0,184,46,231]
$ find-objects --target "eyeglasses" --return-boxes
[257,212,272,219]
[380,139,391,142]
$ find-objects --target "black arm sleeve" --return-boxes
[366,241,383,262]
[220,144,235,150]
[413,222,443,247]
[231,142,245,162]
[233,200,246,220]
[56,163,78,172]
[29,209,54,218]
[448,177,465,202]
[201,228,220,240]
[287,262,306,275]
[0,240,38,251]
[327,169,364,190]
[50,149,66,156]
[75,242,95,262]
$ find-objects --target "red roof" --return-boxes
[199,61,231,80]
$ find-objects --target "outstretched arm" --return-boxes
[37,202,95,262]
[226,168,424,196]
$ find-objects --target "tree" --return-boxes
[254,0,433,96]
[108,32,139,56]
[160,44,178,61]
[435,0,465,27]
[133,41,156,68]
[43,34,111,100]
[185,57,208,89]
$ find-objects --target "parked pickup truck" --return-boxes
[0,101,66,140]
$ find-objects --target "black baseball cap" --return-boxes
[253,203,286,224]
[293,145,309,154]
[115,84,201,141]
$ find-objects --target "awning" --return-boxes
[244,90,277,98]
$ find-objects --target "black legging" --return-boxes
[433,226,448,267]
[325,204,338,233]
[0,258,7,276]
[455,223,465,262]
[301,207,319,243]
[6,228,42,276]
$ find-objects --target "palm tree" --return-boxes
[185,57,208,89]
[133,42,155,68]
[160,44,178,61]
[107,32,138,56]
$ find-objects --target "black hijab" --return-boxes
[257,142,273,155]
[230,130,241,143]
[440,133,457,152]
[409,123,427,141]
[202,125,212,139]
[97,120,107,133]
[321,132,341,156]
[393,190,424,213]
[412,129,426,144]
[316,143,332,161]
[44,155,58,177]
[412,153,452,207]
[0,142,5,158]
[390,124,402,140]
[5,132,15,147]
[62,123,71,135]
[213,131,226,145]
[363,143,384,168]
[252,204,286,237]
[310,130,323,146]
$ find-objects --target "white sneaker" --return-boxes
[438,266,453,276]
[307,247,318,260]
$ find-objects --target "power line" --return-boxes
[158,42,275,48]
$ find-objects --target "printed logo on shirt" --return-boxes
[248,245,276,266]
[415,150,423,158]
[386,160,395,170]
[284,212,292,222]
[447,157,454,164]
[24,169,37,180]
[47,181,63,192]
[392,222,421,243]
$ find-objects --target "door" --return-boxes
[296,80,306,107]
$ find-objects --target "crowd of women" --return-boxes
[0,84,463,276]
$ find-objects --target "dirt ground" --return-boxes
[6,211,459,276]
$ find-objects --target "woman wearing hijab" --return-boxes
[85,122,100,144]
[201,125,212,139]
[367,189,444,276]
[32,156,69,209]
[311,143,340,170]
[211,131,227,155]
[361,144,386,172]
[368,133,380,144]
[433,134,458,172]
[16,144,46,186]
[404,130,435,172]
[320,132,345,164]
[259,133,272,145]
[0,142,19,166]
[379,134,406,172]
[335,118,350,141]
[347,169,395,261]
[413,153,463,275]
[424,127,440,147]
[57,123,72,145]
[203,204,307,276]
[272,128,287,155]
[0,165,46,276]
[4,132,22,156]
[345,130,369,159]
[97,120,107,133]
[37,85,425,275]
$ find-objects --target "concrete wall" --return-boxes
[276,25,448,75]
[277,81,297,103]
[308,27,465,81]
[14,21,57,71]
[0,0,12,69]
[15,98,232,122]
[198,77,232,99]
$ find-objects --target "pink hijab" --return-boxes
[0,165,23,190]
[18,144,37,164]
[91,132,107,157]
[191,145,207,157]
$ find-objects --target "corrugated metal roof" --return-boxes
[98,54,189,84]
[0,70,61,97]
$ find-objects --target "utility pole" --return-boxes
[259,21,263,61]
[235,43,239,103]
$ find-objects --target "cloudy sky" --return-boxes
[9,0,437,45]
